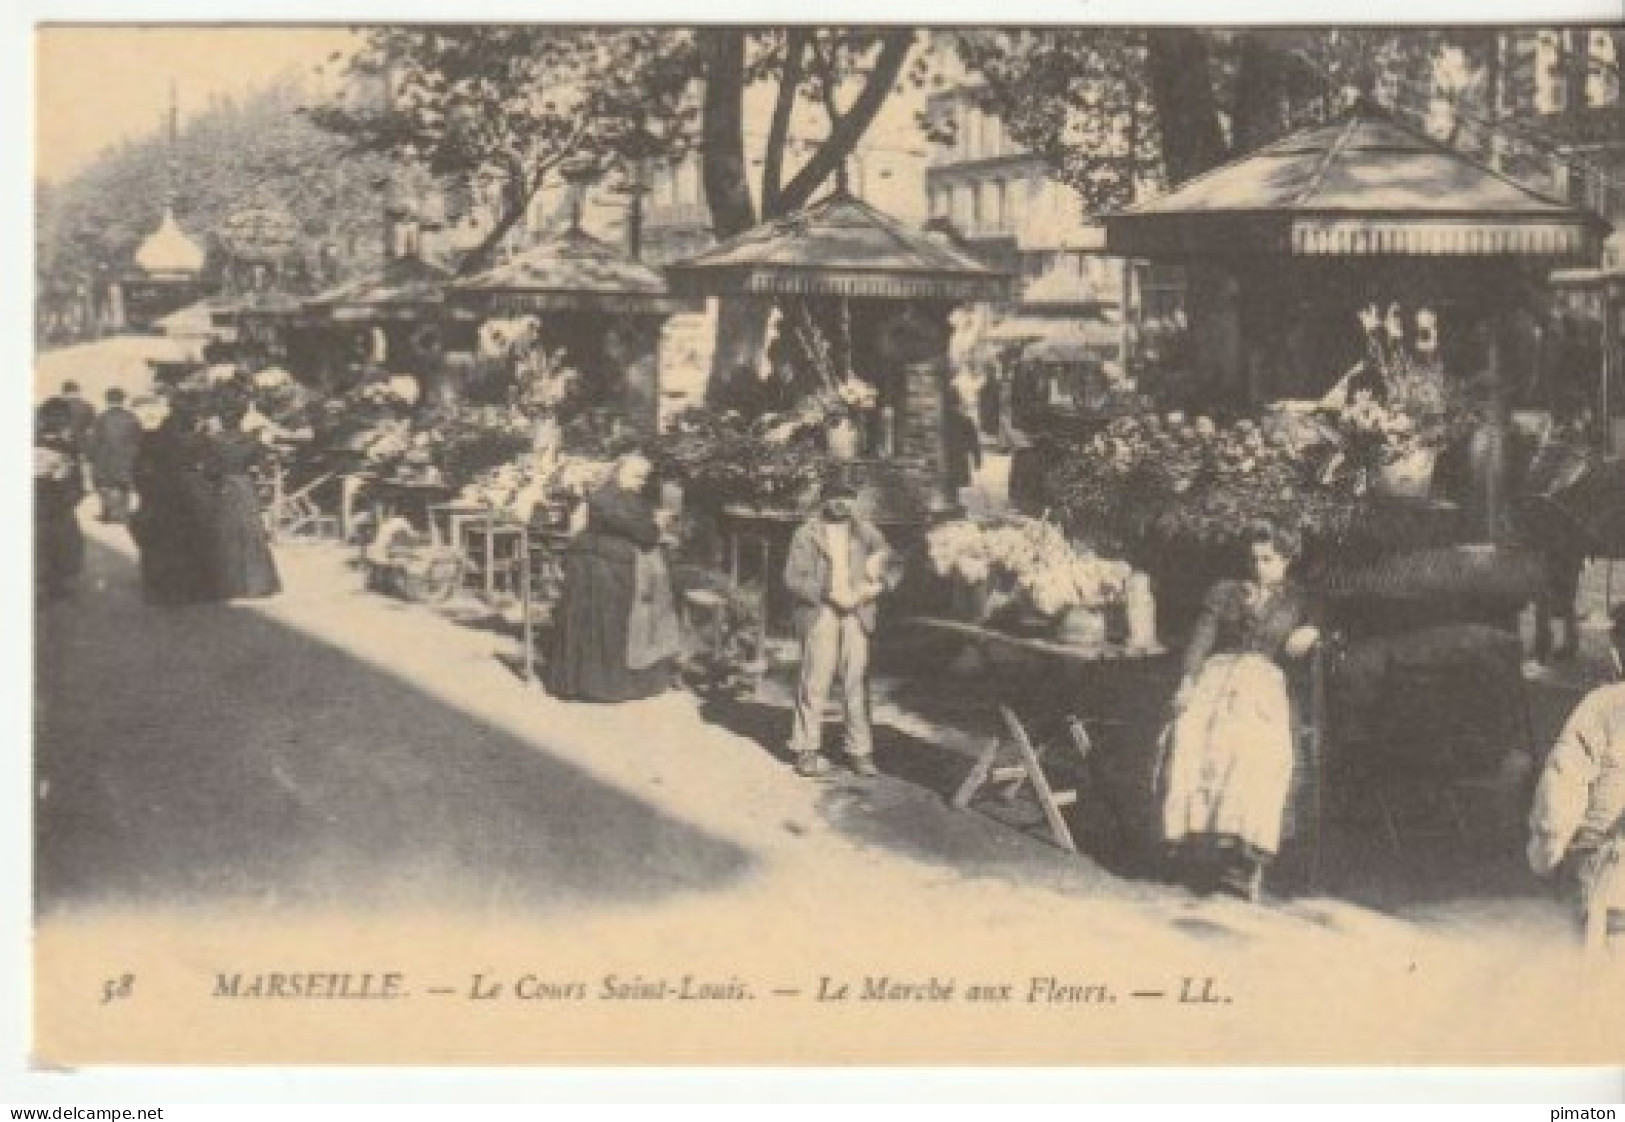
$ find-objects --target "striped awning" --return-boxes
[667,191,1014,304]
[307,254,453,321]
[453,227,687,316]
[1105,101,1609,263]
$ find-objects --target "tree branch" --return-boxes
[700,27,757,238]
[762,28,809,215]
[776,30,913,214]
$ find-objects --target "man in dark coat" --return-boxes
[85,387,143,523]
[40,380,97,449]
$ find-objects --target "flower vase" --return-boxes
[827,416,862,461]
[1375,447,1438,500]
[1056,605,1108,648]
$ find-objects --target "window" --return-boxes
[970,181,984,227]
[993,179,1008,231]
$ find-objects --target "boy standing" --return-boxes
[783,481,900,778]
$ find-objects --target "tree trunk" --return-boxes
[1145,30,1239,397]
[699,28,764,405]
[1232,32,1288,155]
[1145,29,1228,187]
[774,31,915,212]
[699,28,756,240]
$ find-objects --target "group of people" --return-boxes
[34,378,282,606]
[542,451,902,783]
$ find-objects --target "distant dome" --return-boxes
[135,207,205,277]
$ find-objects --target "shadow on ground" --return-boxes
[35,539,754,917]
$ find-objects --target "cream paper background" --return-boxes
[14,2,1625,1100]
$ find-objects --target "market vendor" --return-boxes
[548,450,681,703]
[1158,521,1320,902]
[1528,606,1625,933]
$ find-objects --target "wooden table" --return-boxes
[908,616,1169,854]
[431,503,526,603]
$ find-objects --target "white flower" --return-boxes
[1384,303,1406,342]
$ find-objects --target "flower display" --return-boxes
[836,378,878,413]
[927,515,1131,617]
[1334,390,1420,465]
[1046,411,1359,550]
[649,406,837,511]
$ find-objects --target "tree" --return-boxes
[695,28,916,395]
[309,27,699,275]
[37,75,396,340]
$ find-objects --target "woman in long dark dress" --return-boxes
[35,399,85,600]
[131,396,213,604]
[201,397,281,600]
[549,452,680,702]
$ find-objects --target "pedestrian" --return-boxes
[201,394,282,601]
[782,479,901,778]
[35,398,86,600]
[131,394,213,604]
[549,451,681,702]
[1528,606,1625,939]
[40,379,97,450]
[1157,521,1320,901]
[84,387,143,524]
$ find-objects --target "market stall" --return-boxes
[1090,101,1611,870]
[662,190,1013,641]
[1105,99,1607,416]
[303,252,469,392]
[452,225,689,434]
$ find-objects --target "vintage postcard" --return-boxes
[29,19,1625,1068]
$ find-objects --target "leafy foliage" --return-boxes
[648,406,838,511]
[308,27,700,273]
[943,29,1451,208]
[39,76,391,302]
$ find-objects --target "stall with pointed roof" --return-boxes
[300,251,466,388]
[1099,100,1613,646]
[1103,100,1609,407]
[667,190,1013,509]
[452,225,689,432]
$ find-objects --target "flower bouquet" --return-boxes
[927,514,1131,639]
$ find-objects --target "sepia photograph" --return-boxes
[26,16,1625,1069]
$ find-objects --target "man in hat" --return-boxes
[1529,606,1625,935]
[85,387,143,523]
[782,479,901,778]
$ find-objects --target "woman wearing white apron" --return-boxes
[1160,523,1320,901]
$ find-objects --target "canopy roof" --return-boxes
[307,254,455,322]
[667,191,1013,303]
[453,227,685,316]
[1105,102,1608,261]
